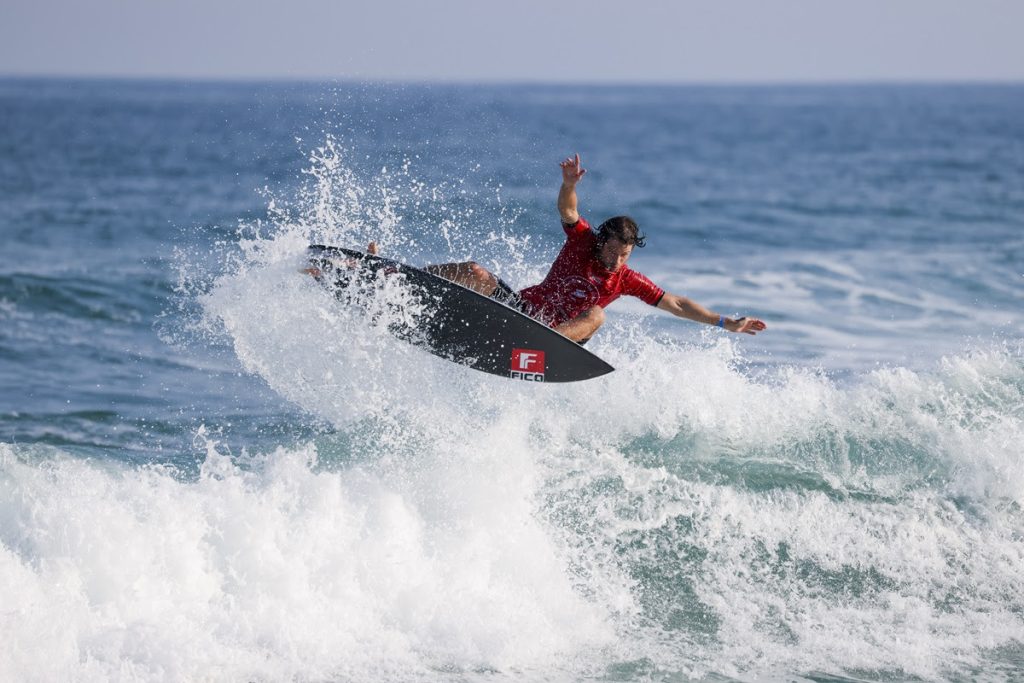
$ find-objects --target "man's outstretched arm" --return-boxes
[558,153,586,224]
[657,293,768,335]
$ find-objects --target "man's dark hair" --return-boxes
[596,215,646,248]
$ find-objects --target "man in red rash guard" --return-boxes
[426,153,767,343]
[513,214,663,330]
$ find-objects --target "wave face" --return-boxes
[3,343,1023,680]
[1,80,1023,681]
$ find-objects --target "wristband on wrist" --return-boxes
[717,315,725,328]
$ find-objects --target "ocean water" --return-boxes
[1,78,1022,681]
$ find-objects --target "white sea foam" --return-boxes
[2,337,1021,680]
[0,436,613,681]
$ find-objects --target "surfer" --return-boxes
[425,154,767,343]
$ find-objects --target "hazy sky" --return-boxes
[2,0,1023,83]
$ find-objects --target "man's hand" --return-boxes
[729,317,768,335]
[560,153,586,186]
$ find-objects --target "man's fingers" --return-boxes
[560,155,585,181]
[739,318,767,335]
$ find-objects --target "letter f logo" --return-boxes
[511,349,545,374]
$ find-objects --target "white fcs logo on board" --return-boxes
[510,348,546,382]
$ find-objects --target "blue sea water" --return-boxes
[1,78,1022,681]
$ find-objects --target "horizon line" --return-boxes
[2,72,1024,89]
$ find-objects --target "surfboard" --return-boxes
[307,245,614,383]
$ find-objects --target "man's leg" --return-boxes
[424,261,499,296]
[554,306,605,344]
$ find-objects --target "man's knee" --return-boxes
[581,305,605,326]
[466,261,496,287]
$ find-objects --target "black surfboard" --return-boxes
[308,245,614,383]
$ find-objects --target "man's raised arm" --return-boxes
[558,153,586,224]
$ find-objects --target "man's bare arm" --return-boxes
[558,153,586,224]
[657,293,767,335]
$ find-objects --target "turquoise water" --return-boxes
[1,79,1022,681]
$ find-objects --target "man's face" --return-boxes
[598,237,633,272]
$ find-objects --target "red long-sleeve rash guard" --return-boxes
[518,216,665,327]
